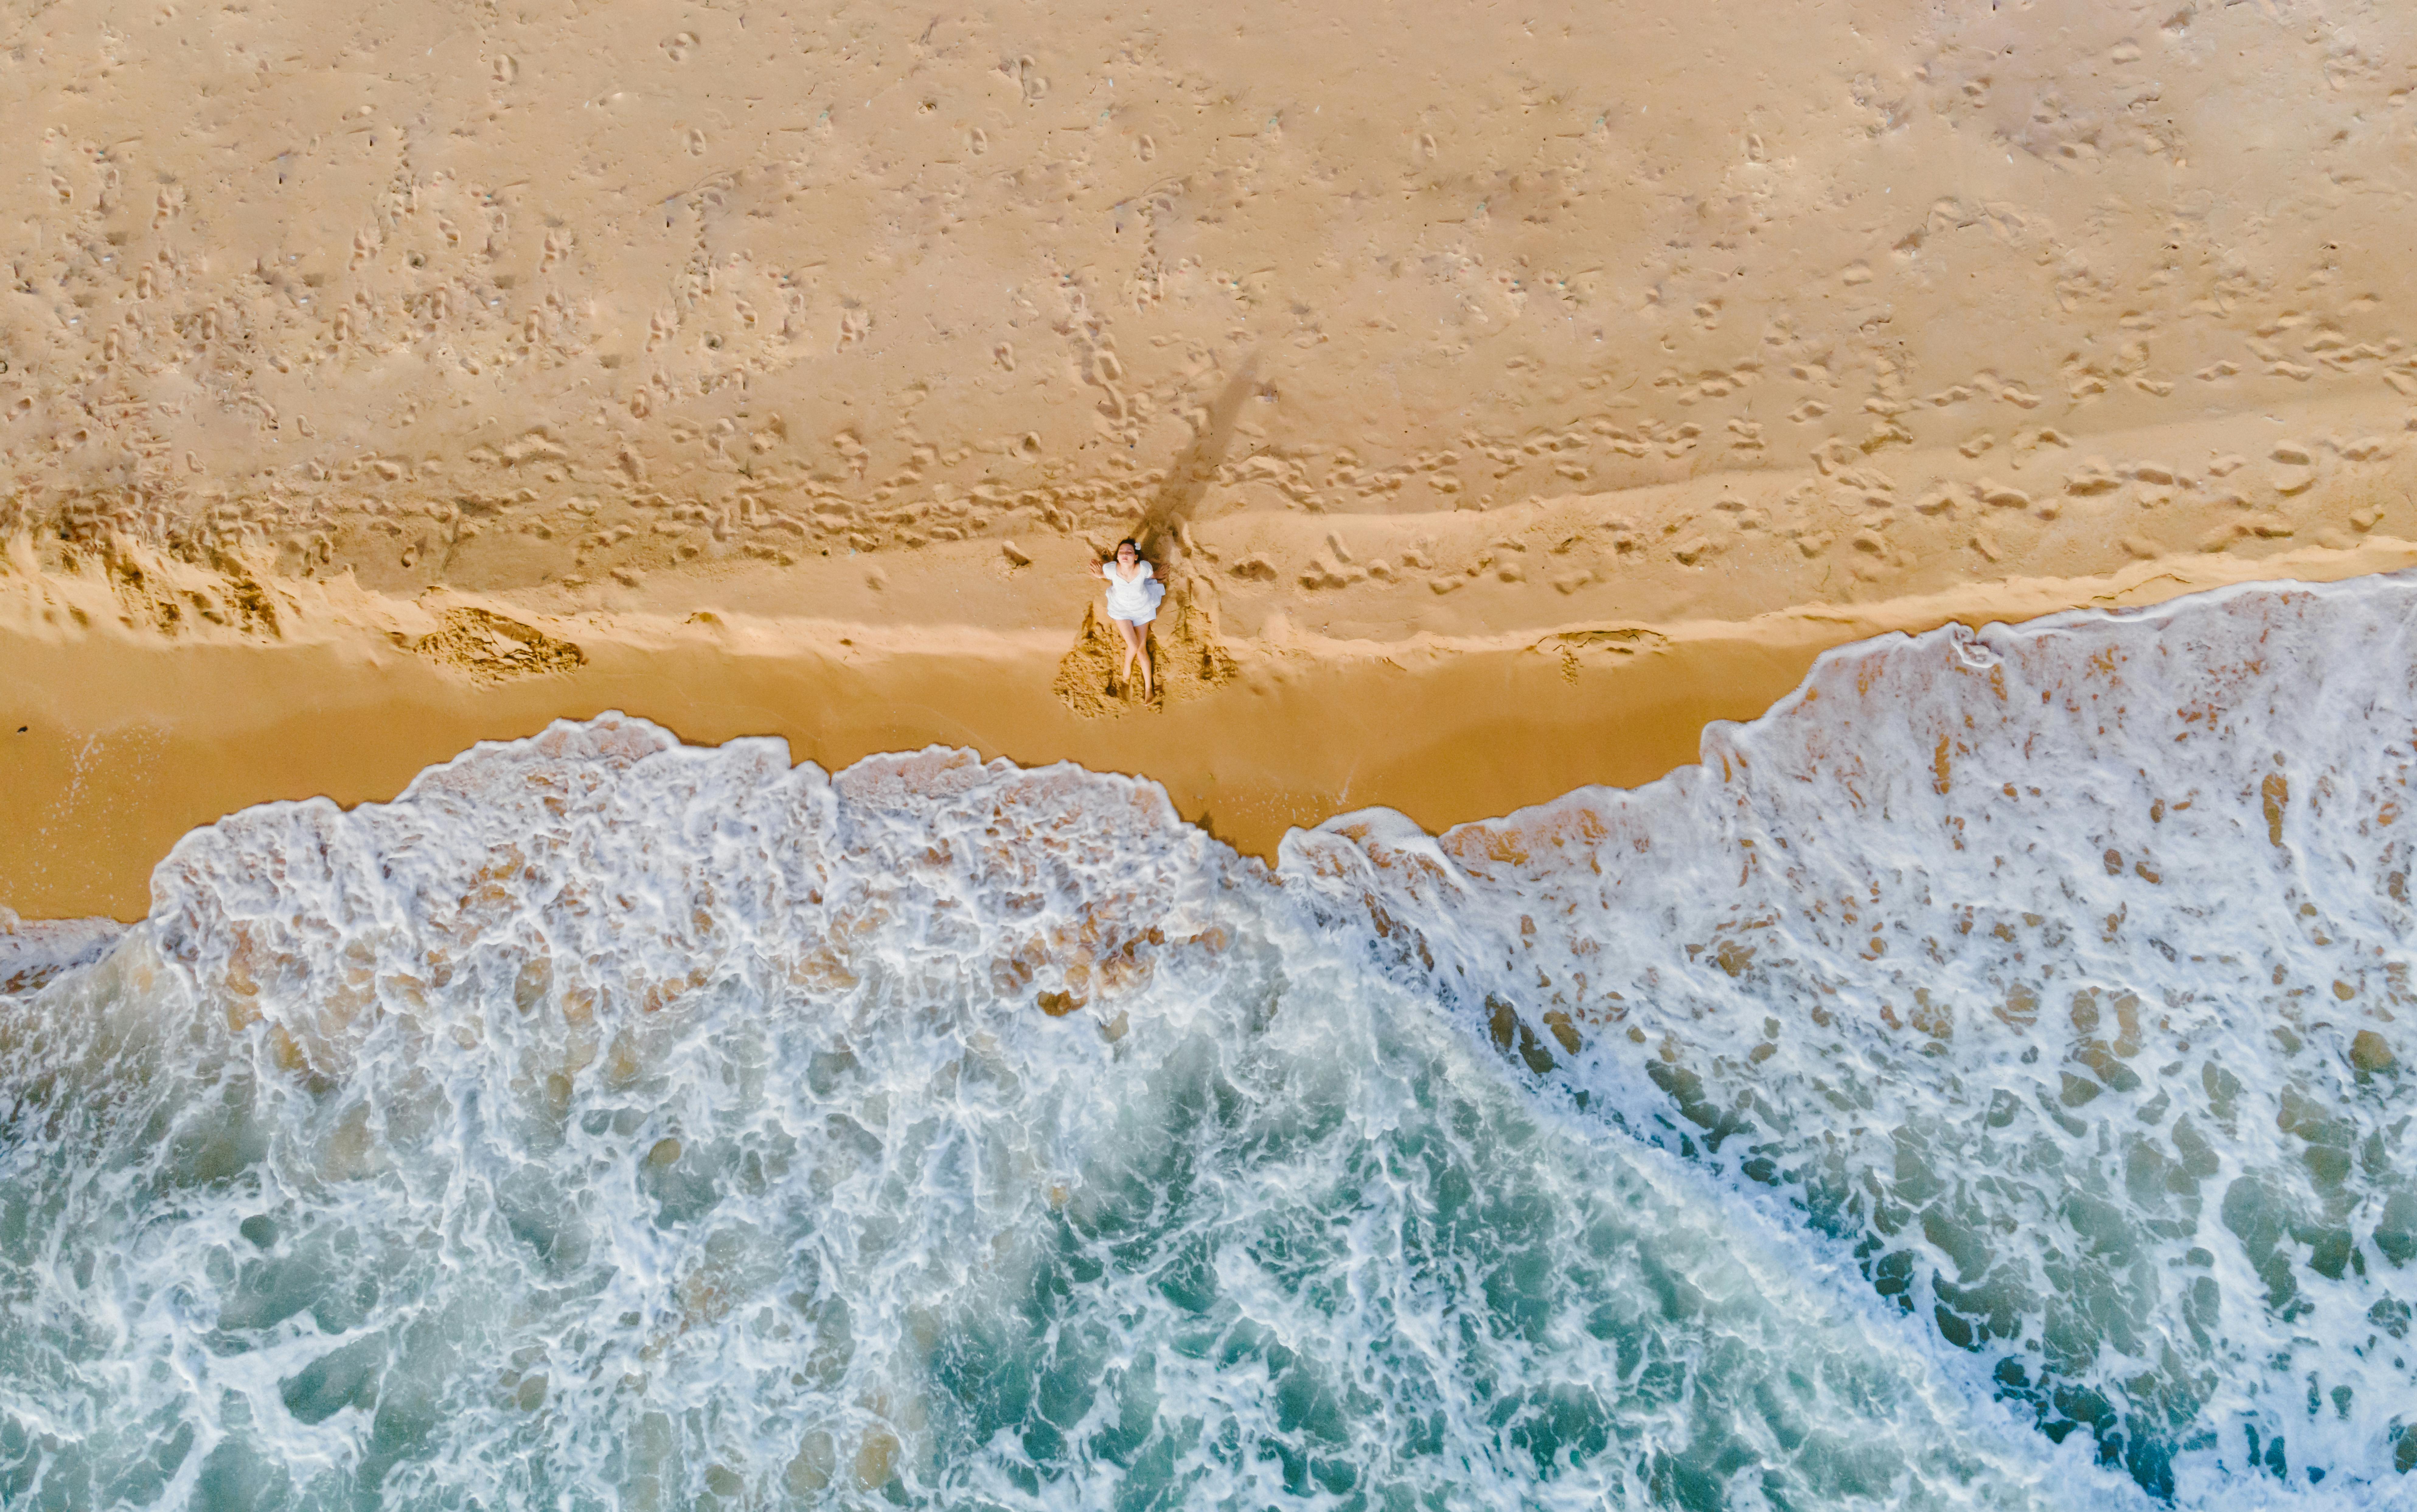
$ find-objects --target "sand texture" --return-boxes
[9,0,2417,916]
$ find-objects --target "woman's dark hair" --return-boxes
[1114,538,1140,555]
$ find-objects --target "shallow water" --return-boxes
[6,574,2417,1509]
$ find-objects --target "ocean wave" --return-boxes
[1293,574,2417,1503]
[8,572,2417,1507]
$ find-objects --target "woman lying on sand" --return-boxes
[1097,537,1165,698]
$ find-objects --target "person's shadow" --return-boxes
[1052,359,1257,717]
[1134,356,1258,562]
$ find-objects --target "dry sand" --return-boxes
[8,0,2417,919]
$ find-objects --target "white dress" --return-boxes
[1101,560,1165,624]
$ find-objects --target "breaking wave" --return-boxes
[9,572,2417,1508]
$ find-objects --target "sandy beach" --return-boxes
[17,6,2417,1498]
[12,528,2417,921]
[10,0,2417,918]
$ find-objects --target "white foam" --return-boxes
[11,573,2417,1506]
[1291,572,2417,1500]
[3,713,2119,1508]
[0,909,123,997]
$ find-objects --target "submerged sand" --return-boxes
[8,0,2417,917]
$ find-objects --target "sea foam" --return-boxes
[1292,574,2417,1502]
[6,573,2417,1508]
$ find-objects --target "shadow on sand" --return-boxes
[1131,356,1259,558]
[1053,358,1258,715]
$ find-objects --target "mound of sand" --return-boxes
[412,607,586,685]
[1052,578,1239,717]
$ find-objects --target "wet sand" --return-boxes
[10,537,2414,921]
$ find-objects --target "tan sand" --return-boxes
[8,1,2417,918]
[11,535,2416,921]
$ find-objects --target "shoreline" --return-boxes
[14,0,2417,931]
[9,538,2414,924]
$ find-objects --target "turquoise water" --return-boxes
[7,574,2417,1507]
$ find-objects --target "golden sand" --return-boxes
[11,536,2415,921]
[8,1,2417,918]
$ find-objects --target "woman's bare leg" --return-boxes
[1114,619,1141,686]
[1136,626,1154,698]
